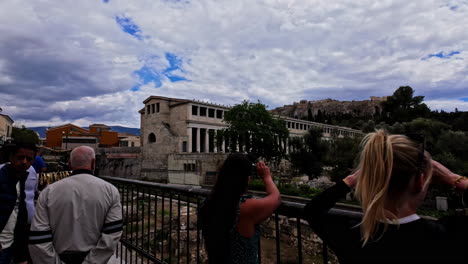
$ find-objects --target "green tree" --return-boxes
[375,122,391,132]
[432,130,468,175]
[403,118,450,152]
[326,136,361,182]
[288,127,329,178]
[12,126,39,144]
[389,122,405,134]
[361,120,375,133]
[453,112,468,131]
[382,86,431,124]
[221,101,289,162]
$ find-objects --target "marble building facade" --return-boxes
[140,96,362,185]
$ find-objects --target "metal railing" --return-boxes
[102,176,362,264]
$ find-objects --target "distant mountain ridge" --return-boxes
[28,126,140,138]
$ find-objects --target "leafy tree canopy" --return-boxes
[12,125,39,145]
[289,127,329,178]
[221,100,289,162]
[382,86,430,124]
[326,136,361,182]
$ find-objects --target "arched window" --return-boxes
[148,133,156,143]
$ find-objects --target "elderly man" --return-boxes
[29,146,122,264]
[0,143,37,264]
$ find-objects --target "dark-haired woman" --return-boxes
[304,129,468,263]
[200,153,281,264]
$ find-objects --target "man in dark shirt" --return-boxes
[0,143,36,264]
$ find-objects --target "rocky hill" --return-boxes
[270,96,387,120]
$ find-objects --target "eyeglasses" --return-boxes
[405,133,425,171]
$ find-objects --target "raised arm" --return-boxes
[431,160,468,205]
[304,171,357,225]
[242,161,281,224]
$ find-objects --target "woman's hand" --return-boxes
[343,170,360,188]
[256,161,272,182]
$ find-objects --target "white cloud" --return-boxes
[0,0,467,128]
[425,99,468,112]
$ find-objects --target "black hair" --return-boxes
[11,141,38,156]
[199,153,254,263]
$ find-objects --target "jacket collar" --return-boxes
[71,169,94,176]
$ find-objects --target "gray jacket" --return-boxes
[29,172,122,264]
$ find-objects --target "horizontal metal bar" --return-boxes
[101,176,364,219]
[100,176,210,196]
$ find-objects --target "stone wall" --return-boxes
[140,99,188,182]
[95,147,141,178]
[96,158,141,178]
[168,153,228,185]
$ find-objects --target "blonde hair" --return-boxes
[354,129,432,245]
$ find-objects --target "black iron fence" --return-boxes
[102,176,362,264]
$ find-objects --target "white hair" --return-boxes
[69,146,95,169]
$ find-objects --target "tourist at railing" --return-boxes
[199,153,281,264]
[0,143,39,228]
[31,150,46,174]
[0,142,38,264]
[29,146,123,264]
[305,129,468,263]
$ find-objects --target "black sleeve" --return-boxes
[304,180,351,224]
[304,180,358,259]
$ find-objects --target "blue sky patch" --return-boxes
[103,0,109,3]
[422,51,461,60]
[131,65,163,91]
[115,15,142,40]
[163,52,188,82]
[461,98,468,102]
[130,53,188,91]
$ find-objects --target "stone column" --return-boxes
[221,133,225,152]
[196,127,200,152]
[187,127,192,153]
[213,130,217,153]
[205,128,209,153]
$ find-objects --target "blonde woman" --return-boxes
[304,130,468,263]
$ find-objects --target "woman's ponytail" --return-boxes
[355,130,394,245]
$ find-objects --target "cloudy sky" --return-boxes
[1,0,467,128]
